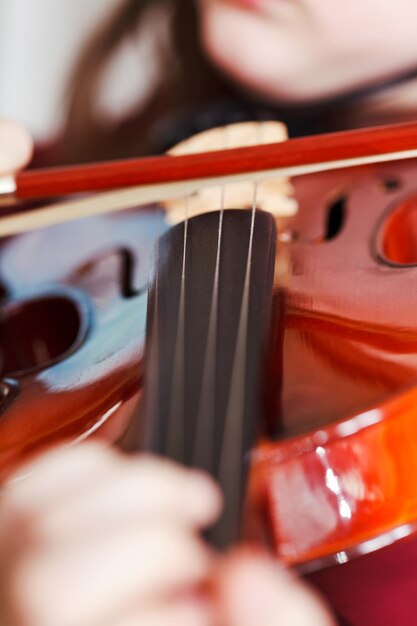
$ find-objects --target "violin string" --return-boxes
[216,182,258,536]
[165,196,189,459]
[146,206,167,447]
[192,190,225,470]
[192,127,229,468]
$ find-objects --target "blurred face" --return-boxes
[197,0,417,103]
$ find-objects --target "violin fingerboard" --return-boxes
[142,209,276,548]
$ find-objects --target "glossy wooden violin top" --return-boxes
[0,209,162,472]
[258,157,417,567]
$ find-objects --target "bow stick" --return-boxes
[1,120,417,236]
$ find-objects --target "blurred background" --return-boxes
[0,0,153,145]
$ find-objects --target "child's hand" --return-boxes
[0,119,33,175]
[0,443,334,626]
[0,444,221,626]
[216,548,335,626]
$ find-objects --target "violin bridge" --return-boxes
[163,121,298,224]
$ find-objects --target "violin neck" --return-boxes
[141,209,276,548]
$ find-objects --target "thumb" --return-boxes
[214,548,335,626]
[0,119,33,175]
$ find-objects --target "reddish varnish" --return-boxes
[4,131,417,578]
[248,158,417,568]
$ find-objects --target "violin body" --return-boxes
[0,208,163,475]
[3,130,417,625]
[271,160,417,433]
[255,158,417,565]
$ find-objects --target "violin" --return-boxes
[2,119,417,625]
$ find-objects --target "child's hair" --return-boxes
[64,0,386,164]
[63,0,233,162]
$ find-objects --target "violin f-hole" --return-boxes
[324,196,347,241]
[0,291,88,377]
